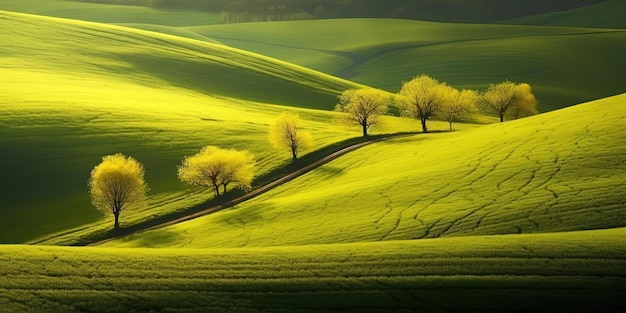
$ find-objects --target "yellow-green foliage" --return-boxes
[178,146,255,196]
[108,94,626,248]
[88,153,148,228]
[269,113,313,160]
[2,228,626,312]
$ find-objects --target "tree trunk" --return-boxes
[449,120,453,131]
[214,186,220,196]
[421,118,428,133]
[114,212,120,229]
[292,148,297,160]
[499,112,504,122]
[362,123,368,137]
[222,183,228,194]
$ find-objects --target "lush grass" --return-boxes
[2,228,626,312]
[184,19,626,111]
[501,0,626,29]
[0,0,220,26]
[107,94,626,249]
[0,11,435,244]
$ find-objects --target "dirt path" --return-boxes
[89,132,419,246]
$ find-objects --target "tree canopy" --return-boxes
[88,153,148,229]
[398,74,451,133]
[178,146,256,196]
[437,88,479,131]
[480,80,538,122]
[269,113,313,160]
[335,88,390,137]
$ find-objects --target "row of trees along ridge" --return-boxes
[336,75,538,136]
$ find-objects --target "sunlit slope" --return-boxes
[109,94,626,248]
[187,19,626,110]
[0,11,375,243]
[0,0,219,26]
[1,11,360,110]
[4,228,626,312]
[501,0,626,29]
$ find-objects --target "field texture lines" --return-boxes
[108,94,626,248]
[2,228,626,312]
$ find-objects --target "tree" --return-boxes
[437,88,479,131]
[269,113,313,160]
[480,80,538,122]
[507,83,538,120]
[88,153,148,229]
[398,74,450,133]
[335,88,390,137]
[178,146,256,197]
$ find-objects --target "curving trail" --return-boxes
[89,132,419,246]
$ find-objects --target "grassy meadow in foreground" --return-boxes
[1,11,436,244]
[2,228,626,312]
[108,94,626,248]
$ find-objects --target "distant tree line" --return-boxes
[74,0,600,24]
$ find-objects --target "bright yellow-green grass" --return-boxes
[184,19,626,110]
[108,94,626,249]
[2,228,626,312]
[0,0,220,26]
[0,11,427,244]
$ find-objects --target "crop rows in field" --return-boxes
[2,228,626,312]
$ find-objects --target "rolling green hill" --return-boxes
[1,11,430,244]
[501,0,626,29]
[2,227,626,312]
[183,19,626,111]
[107,93,626,249]
[0,0,220,26]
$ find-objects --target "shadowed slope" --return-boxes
[108,94,626,248]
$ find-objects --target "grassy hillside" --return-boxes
[0,0,220,26]
[1,11,430,244]
[2,228,626,312]
[108,94,626,249]
[185,19,626,110]
[501,0,626,29]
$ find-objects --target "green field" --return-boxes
[0,11,437,244]
[107,94,626,248]
[2,228,626,312]
[501,0,626,29]
[1,2,625,312]
[181,19,626,111]
[0,0,220,26]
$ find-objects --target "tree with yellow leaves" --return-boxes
[437,88,479,131]
[480,80,538,122]
[88,153,148,229]
[335,88,390,137]
[398,74,450,133]
[269,113,313,160]
[178,146,256,197]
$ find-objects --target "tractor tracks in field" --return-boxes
[88,132,420,246]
